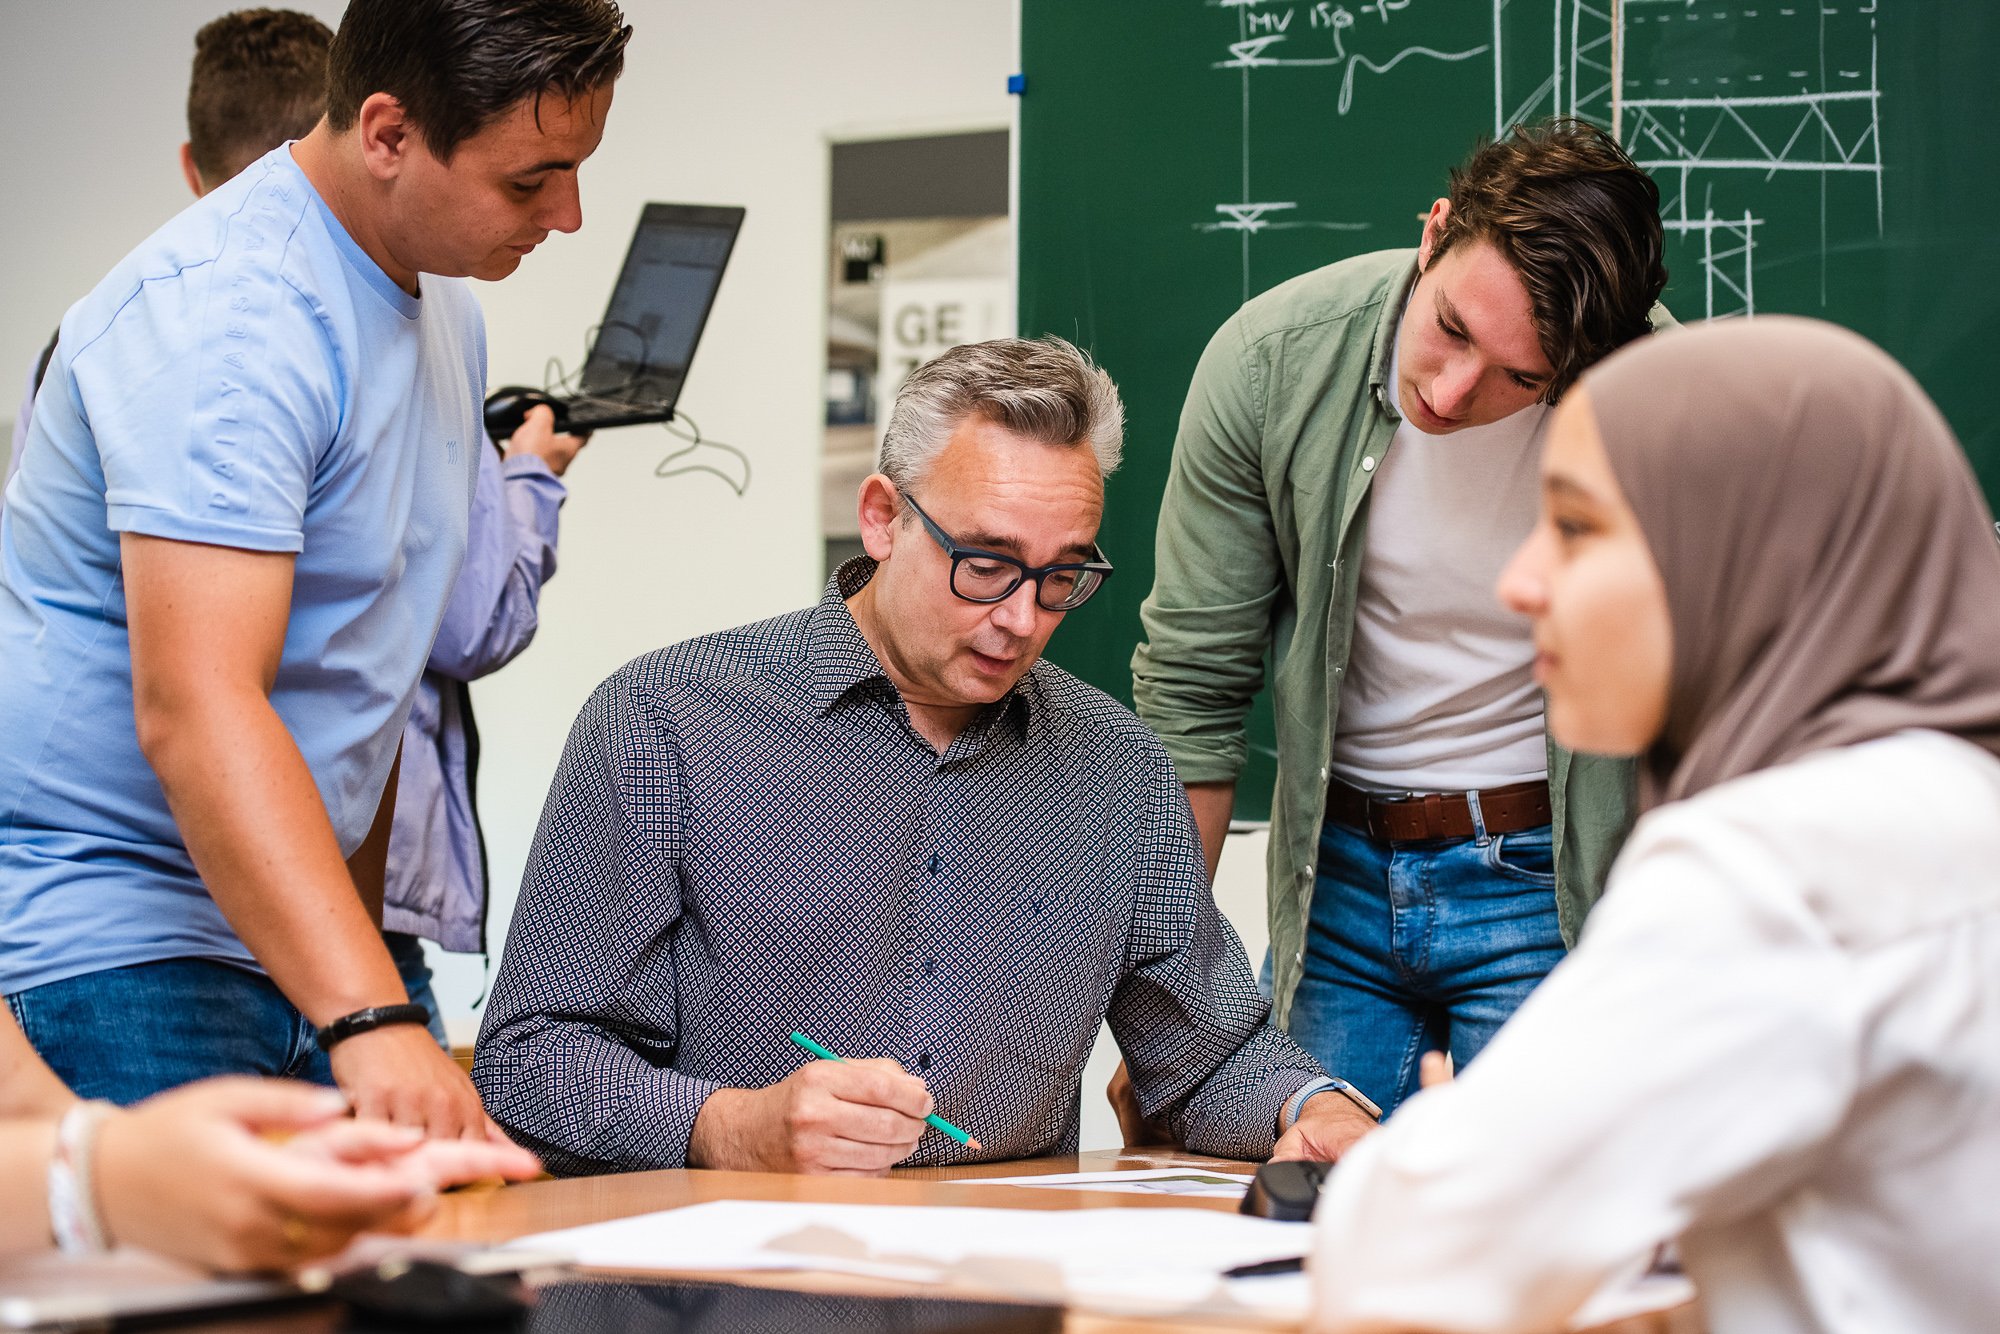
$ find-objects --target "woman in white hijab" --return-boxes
[1307,317,2000,1334]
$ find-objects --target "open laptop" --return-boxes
[484,202,745,439]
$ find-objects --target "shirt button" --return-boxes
[1360,456,1376,472]
[928,854,941,875]
[1318,767,1328,781]
[1294,950,1305,965]
[918,1053,933,1071]
[924,960,938,977]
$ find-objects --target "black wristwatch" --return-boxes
[315,1003,432,1052]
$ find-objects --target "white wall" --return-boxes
[436,1,1024,1025]
[0,0,1275,1153]
[2,0,353,423]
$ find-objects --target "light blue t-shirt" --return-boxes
[0,146,482,994]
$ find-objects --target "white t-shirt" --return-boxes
[1309,730,2000,1334]
[1327,316,1548,792]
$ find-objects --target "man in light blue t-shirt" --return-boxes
[0,0,630,1140]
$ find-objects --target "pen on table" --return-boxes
[1223,1256,1305,1279]
[789,1031,982,1151]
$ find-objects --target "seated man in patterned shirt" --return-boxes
[472,337,1381,1175]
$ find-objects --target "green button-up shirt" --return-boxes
[1133,248,1641,1026]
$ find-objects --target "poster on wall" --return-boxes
[875,268,1016,448]
[822,132,1010,578]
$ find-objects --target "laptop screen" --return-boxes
[579,203,745,406]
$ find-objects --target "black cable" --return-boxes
[546,323,752,494]
[544,319,655,406]
[654,408,752,495]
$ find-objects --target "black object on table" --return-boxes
[1238,1159,1335,1223]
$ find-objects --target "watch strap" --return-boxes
[1282,1075,1383,1131]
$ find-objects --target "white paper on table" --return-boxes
[508,1199,1309,1315]
[965,1167,1255,1198]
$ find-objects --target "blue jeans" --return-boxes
[1288,818,1566,1117]
[5,958,332,1105]
[383,930,451,1050]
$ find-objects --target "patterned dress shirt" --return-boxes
[473,560,1326,1174]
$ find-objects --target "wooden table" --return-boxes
[401,1147,1696,1334]
[69,1149,1694,1333]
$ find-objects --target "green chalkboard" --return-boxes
[1019,0,2000,821]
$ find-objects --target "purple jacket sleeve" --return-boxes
[384,445,567,951]
[425,445,567,682]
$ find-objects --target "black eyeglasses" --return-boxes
[898,490,1114,612]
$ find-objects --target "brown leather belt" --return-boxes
[1325,776,1551,845]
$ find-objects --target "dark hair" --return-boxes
[325,0,630,162]
[1432,118,1668,403]
[187,8,333,187]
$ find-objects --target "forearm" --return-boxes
[685,1087,755,1168]
[470,673,703,1170]
[474,1008,717,1175]
[142,693,404,1024]
[1312,849,1851,1330]
[0,1120,59,1254]
[1309,1071,1664,1334]
[1185,781,1235,884]
[1119,754,1312,1156]
[1166,1027,1321,1160]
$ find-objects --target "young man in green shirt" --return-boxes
[1132,119,1669,1116]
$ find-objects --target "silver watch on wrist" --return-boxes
[1281,1075,1382,1132]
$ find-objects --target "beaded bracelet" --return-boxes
[48,1100,117,1255]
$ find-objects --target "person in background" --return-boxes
[180,8,330,198]
[0,1006,540,1269]
[8,7,333,495]
[0,0,629,1138]
[1,8,592,1050]
[1128,119,1669,1119]
[1309,318,2000,1333]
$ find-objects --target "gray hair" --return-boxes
[877,336,1125,490]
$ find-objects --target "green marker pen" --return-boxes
[789,1031,981,1150]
